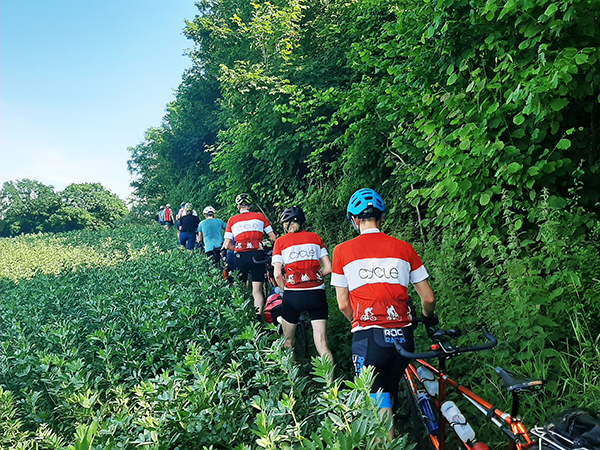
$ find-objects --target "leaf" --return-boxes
[550,98,569,111]
[486,102,499,114]
[575,53,589,65]
[513,114,525,125]
[480,193,491,206]
[422,122,436,134]
[447,73,458,85]
[548,196,567,210]
[507,162,522,174]
[556,138,571,150]
[544,4,558,16]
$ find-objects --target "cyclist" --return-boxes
[163,204,175,230]
[178,203,200,251]
[330,188,438,438]
[222,193,277,322]
[176,202,186,220]
[157,206,166,226]
[198,206,226,266]
[272,206,333,361]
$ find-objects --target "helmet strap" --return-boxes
[350,216,360,232]
[351,215,382,233]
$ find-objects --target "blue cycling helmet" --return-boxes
[346,188,385,221]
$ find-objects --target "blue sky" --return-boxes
[1,0,200,201]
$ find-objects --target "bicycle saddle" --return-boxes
[495,367,543,392]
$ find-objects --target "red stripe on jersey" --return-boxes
[331,231,428,330]
[272,231,328,290]
[225,211,273,251]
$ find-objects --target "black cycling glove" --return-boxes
[421,313,439,327]
[421,313,440,338]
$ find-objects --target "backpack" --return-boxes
[164,208,172,222]
[543,408,600,450]
[264,293,282,324]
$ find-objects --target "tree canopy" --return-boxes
[0,180,127,236]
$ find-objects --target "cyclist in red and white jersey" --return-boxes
[222,193,277,322]
[331,188,438,438]
[272,206,333,361]
[163,204,175,230]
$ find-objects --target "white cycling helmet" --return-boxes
[203,206,216,215]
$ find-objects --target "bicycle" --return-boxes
[394,322,598,450]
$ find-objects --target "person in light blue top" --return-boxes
[197,206,226,266]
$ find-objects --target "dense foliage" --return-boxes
[1,226,410,449]
[0,180,128,236]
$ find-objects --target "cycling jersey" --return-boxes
[331,228,429,331]
[272,231,328,290]
[224,211,273,252]
[178,214,200,233]
[164,208,173,223]
[198,218,226,252]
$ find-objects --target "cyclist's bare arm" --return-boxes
[413,279,436,317]
[335,286,353,322]
[273,262,285,292]
[222,238,234,251]
[320,255,332,277]
[267,231,277,242]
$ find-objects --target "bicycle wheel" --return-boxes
[295,315,310,360]
[399,376,435,450]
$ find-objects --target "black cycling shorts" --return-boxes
[281,289,328,324]
[352,327,414,401]
[233,250,265,283]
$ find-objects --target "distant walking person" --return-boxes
[222,193,277,322]
[157,206,166,226]
[198,206,226,266]
[176,202,186,220]
[178,203,200,250]
[163,204,175,230]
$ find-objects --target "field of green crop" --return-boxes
[1,226,403,450]
[3,225,599,450]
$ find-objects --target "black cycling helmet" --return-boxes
[280,206,305,225]
[235,193,252,206]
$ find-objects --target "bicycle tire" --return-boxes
[295,316,310,360]
[262,279,271,304]
[399,376,435,450]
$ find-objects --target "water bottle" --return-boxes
[418,392,439,435]
[417,365,439,396]
[441,401,475,443]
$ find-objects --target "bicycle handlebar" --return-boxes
[252,257,270,264]
[396,327,497,360]
[252,250,273,265]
